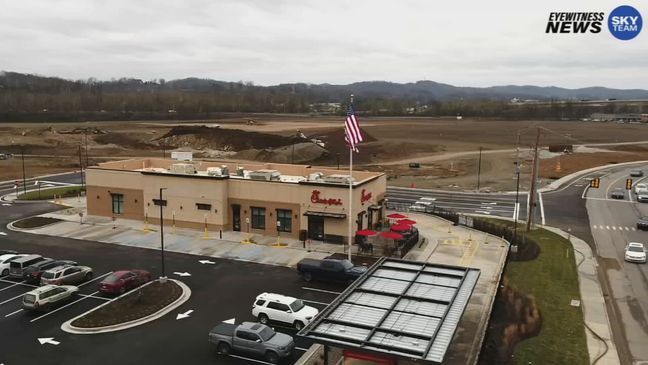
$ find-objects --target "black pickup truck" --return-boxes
[296,258,367,284]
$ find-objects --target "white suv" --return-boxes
[252,293,319,330]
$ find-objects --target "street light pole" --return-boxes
[476,146,482,192]
[513,162,521,245]
[159,187,167,279]
[21,145,27,195]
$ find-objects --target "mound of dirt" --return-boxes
[234,142,328,164]
[94,133,159,150]
[158,125,295,151]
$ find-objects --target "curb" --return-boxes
[7,218,67,232]
[1,184,83,204]
[61,279,191,334]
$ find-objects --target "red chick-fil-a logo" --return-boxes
[361,189,372,205]
[311,190,342,206]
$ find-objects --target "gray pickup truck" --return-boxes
[208,321,294,364]
[296,258,367,284]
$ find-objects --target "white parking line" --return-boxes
[78,272,112,287]
[4,308,23,317]
[301,299,330,306]
[228,354,272,364]
[0,278,38,289]
[0,280,26,292]
[301,287,342,295]
[0,292,28,305]
[78,293,110,301]
[30,290,101,323]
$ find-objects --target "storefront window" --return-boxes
[276,209,292,232]
[111,193,124,214]
[251,207,266,229]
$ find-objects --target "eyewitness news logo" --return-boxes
[546,5,642,40]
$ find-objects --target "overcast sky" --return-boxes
[1,0,646,88]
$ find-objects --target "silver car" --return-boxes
[22,285,79,311]
[40,265,93,286]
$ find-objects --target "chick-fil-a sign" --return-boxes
[361,189,372,205]
[311,190,342,206]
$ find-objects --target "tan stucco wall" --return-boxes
[86,186,144,221]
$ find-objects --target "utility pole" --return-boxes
[78,145,85,190]
[21,145,27,195]
[526,128,541,232]
[477,146,483,191]
[513,162,521,244]
[159,188,167,279]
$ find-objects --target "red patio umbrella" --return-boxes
[398,219,417,225]
[390,224,411,232]
[381,231,404,240]
[387,213,408,219]
[356,229,378,236]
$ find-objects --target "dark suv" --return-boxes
[637,217,648,231]
[23,259,78,284]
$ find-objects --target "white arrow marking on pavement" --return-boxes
[38,337,60,345]
[176,310,194,320]
[0,232,6,236]
[173,272,191,277]
[198,260,216,265]
[223,318,236,324]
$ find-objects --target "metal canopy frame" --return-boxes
[298,257,480,364]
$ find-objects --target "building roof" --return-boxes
[298,257,480,364]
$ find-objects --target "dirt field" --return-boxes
[1,117,648,190]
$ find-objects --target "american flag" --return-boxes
[344,103,363,152]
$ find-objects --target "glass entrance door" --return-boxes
[232,204,241,231]
[308,216,324,240]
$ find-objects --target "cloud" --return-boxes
[0,0,646,88]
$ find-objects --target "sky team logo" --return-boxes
[608,5,642,40]
[546,5,642,40]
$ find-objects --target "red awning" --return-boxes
[386,213,408,219]
[381,231,404,240]
[356,229,378,236]
[390,224,411,232]
[398,219,417,225]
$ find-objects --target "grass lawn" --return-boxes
[17,185,84,200]
[496,220,589,364]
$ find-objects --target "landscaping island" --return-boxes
[12,216,62,229]
[70,280,183,329]
[17,185,84,201]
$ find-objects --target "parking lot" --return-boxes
[0,203,344,365]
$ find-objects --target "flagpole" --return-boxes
[348,94,354,263]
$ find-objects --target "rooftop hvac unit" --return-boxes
[248,169,281,181]
[323,174,353,184]
[170,163,196,175]
[308,172,324,181]
[206,167,222,176]
[236,167,245,177]
[221,165,229,176]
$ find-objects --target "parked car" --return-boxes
[610,188,625,199]
[0,254,26,277]
[633,183,648,194]
[98,270,152,294]
[40,264,93,286]
[630,169,644,177]
[9,254,48,279]
[624,242,646,263]
[296,258,367,284]
[252,292,318,330]
[22,259,78,284]
[208,321,294,364]
[637,217,648,231]
[22,285,79,311]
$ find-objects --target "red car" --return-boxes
[98,270,152,295]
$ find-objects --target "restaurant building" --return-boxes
[86,158,386,243]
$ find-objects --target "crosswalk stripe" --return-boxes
[625,227,630,231]
[592,225,598,229]
[632,227,636,231]
[612,226,617,230]
[606,226,610,230]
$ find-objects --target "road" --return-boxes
[0,172,82,197]
[386,186,529,220]
[0,198,342,365]
[542,163,648,364]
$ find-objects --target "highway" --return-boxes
[386,186,529,219]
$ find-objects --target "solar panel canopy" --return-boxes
[299,258,480,364]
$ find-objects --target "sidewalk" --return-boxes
[543,226,620,365]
